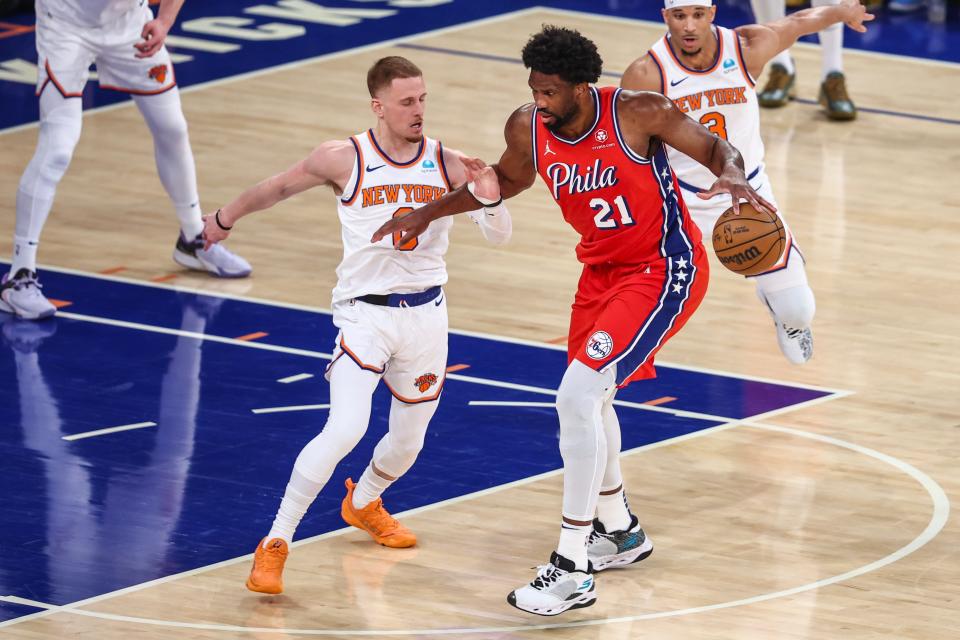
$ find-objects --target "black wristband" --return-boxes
[215,209,233,231]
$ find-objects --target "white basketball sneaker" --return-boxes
[757,290,813,364]
[0,269,57,320]
[507,552,596,616]
[587,515,654,571]
[173,232,252,278]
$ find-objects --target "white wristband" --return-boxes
[466,181,502,207]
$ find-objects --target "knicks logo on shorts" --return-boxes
[149,65,168,84]
[414,373,438,392]
[586,331,613,360]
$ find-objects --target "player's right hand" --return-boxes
[840,0,874,33]
[202,211,230,250]
[372,208,430,247]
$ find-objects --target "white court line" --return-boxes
[6,262,851,397]
[251,404,330,415]
[468,401,556,408]
[61,422,157,442]
[0,420,947,635]
[277,373,314,384]
[54,310,756,423]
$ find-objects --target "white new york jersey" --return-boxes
[650,26,765,192]
[37,0,147,27]
[333,130,454,304]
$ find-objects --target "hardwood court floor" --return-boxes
[1,8,958,640]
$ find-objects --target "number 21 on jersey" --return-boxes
[591,195,636,229]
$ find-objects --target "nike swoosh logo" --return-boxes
[434,295,444,306]
[670,77,688,87]
[365,164,385,172]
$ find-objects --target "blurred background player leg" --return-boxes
[132,90,251,277]
[812,0,856,120]
[751,0,856,119]
[2,56,86,320]
[751,0,796,107]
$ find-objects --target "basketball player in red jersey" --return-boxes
[372,26,773,616]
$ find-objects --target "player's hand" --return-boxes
[469,166,501,203]
[135,18,172,58]
[372,208,430,248]
[698,170,776,216]
[201,211,231,250]
[840,0,874,33]
[461,156,488,180]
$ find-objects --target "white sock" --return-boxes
[352,463,394,509]
[557,522,592,571]
[10,233,39,275]
[597,487,632,532]
[812,0,843,78]
[265,468,324,546]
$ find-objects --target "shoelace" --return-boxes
[362,499,400,534]
[260,544,286,570]
[587,529,604,545]
[784,326,804,339]
[6,273,42,292]
[531,563,568,590]
[767,67,792,90]
[823,76,850,101]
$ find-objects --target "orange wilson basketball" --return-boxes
[711,203,786,276]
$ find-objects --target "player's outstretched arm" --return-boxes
[737,0,873,76]
[371,105,537,248]
[622,91,775,215]
[202,139,353,248]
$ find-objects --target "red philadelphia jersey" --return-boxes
[533,86,703,266]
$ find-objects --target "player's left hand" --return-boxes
[698,170,776,215]
[469,166,501,203]
[135,18,172,59]
[840,0,875,33]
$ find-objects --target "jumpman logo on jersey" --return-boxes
[544,141,557,157]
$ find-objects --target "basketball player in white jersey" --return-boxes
[201,56,511,595]
[2,0,251,321]
[621,0,871,364]
[751,0,857,120]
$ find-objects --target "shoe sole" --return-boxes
[506,586,597,616]
[340,504,417,548]
[245,576,283,595]
[0,297,56,320]
[172,248,251,279]
[591,538,654,571]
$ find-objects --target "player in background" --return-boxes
[201,56,511,595]
[2,0,251,321]
[372,27,771,615]
[750,0,858,120]
[622,0,872,363]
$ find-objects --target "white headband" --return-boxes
[664,0,713,8]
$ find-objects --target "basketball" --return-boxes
[711,203,786,276]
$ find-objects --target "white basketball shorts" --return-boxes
[35,4,175,98]
[326,294,449,404]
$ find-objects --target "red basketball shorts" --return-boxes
[568,245,709,387]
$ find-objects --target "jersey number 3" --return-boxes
[699,111,728,140]
[591,195,636,230]
[392,207,419,251]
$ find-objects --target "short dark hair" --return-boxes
[521,25,603,85]
[366,56,422,97]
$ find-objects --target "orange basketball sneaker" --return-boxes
[246,537,289,594]
[341,478,416,548]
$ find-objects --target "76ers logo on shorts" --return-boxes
[586,331,613,360]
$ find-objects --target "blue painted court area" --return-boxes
[0,266,837,617]
[1,0,958,131]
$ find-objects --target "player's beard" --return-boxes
[542,105,577,133]
[679,46,703,57]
